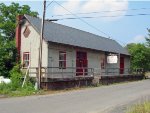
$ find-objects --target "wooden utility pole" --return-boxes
[38,0,46,89]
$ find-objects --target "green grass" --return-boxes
[127,101,150,113]
[0,83,43,97]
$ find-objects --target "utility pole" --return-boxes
[38,0,46,89]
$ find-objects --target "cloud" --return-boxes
[53,0,81,15]
[130,35,146,43]
[53,0,128,21]
[82,0,128,21]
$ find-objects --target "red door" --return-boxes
[76,51,88,76]
[120,56,124,74]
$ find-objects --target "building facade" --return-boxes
[16,15,130,79]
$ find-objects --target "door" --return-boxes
[76,51,88,76]
[120,56,124,74]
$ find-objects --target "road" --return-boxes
[0,80,150,113]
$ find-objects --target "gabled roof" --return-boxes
[24,14,130,55]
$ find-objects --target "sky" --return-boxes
[2,0,150,46]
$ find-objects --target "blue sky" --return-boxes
[3,0,150,46]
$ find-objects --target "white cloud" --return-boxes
[53,0,81,15]
[82,0,105,12]
[82,0,128,21]
[53,0,128,21]
[130,35,146,43]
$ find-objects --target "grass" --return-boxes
[0,80,142,98]
[127,101,150,113]
[0,83,101,98]
[0,76,145,98]
[0,83,43,97]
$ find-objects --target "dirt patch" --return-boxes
[0,95,8,99]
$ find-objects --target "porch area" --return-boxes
[25,67,144,89]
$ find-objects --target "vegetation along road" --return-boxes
[0,80,150,113]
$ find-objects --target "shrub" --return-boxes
[0,64,37,96]
[10,64,22,90]
[0,83,12,95]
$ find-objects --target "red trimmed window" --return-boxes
[23,52,30,67]
[59,51,66,69]
[23,26,31,38]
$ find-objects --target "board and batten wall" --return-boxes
[47,43,130,77]
[47,43,108,78]
[21,20,48,77]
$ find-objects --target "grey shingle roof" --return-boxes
[24,14,130,55]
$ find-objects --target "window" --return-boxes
[101,58,105,69]
[59,51,66,69]
[23,26,31,38]
[23,52,30,67]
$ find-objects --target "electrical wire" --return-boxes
[54,13,150,20]
[46,0,54,8]
[54,0,111,38]
[52,7,150,17]
[46,1,129,45]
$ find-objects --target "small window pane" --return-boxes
[23,52,30,68]
[101,58,105,69]
[59,51,66,69]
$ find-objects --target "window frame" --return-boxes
[23,52,30,68]
[101,57,105,69]
[59,51,66,69]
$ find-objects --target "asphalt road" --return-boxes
[0,80,150,113]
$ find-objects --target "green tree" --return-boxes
[126,43,150,71]
[0,2,38,40]
[145,29,150,47]
[0,2,38,77]
[0,36,16,77]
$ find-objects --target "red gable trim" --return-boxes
[16,15,23,60]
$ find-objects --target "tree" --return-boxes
[145,29,150,47]
[0,37,16,77]
[0,2,38,40]
[0,2,38,77]
[126,43,150,71]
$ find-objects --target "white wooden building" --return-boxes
[16,15,130,79]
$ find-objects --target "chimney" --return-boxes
[16,15,23,60]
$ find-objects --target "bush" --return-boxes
[0,64,37,96]
[9,64,22,90]
[0,83,12,95]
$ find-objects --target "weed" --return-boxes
[127,101,150,113]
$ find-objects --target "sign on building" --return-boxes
[107,55,118,64]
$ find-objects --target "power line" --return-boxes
[45,1,128,45]
[52,7,150,17]
[46,0,54,8]
[53,13,150,20]
[53,1,111,38]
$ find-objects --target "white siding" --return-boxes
[47,43,106,77]
[48,43,75,78]
[48,43,75,68]
[124,56,131,74]
[21,20,48,77]
[88,51,100,68]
